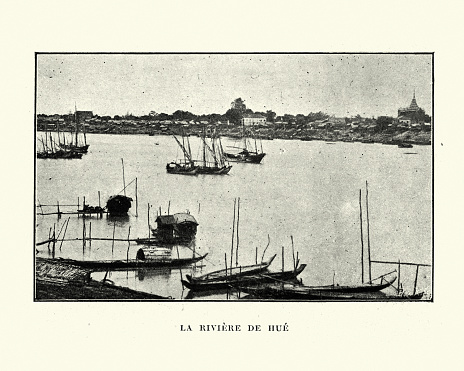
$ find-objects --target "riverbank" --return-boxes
[38,124,432,146]
[35,258,170,300]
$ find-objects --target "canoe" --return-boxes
[41,254,208,272]
[186,254,277,283]
[182,263,306,291]
[242,276,397,300]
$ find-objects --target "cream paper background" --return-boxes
[1,1,462,369]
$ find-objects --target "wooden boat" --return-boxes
[44,253,208,271]
[182,263,306,291]
[166,134,199,175]
[186,254,277,283]
[398,142,413,148]
[242,275,397,300]
[224,123,266,163]
[195,128,232,175]
[150,213,198,244]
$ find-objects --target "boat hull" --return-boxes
[182,264,306,291]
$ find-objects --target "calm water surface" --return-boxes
[36,133,432,300]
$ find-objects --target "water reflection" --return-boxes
[106,214,130,227]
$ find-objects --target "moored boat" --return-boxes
[182,263,306,291]
[186,254,277,284]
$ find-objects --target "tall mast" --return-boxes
[74,103,79,146]
[366,181,372,283]
[202,126,206,167]
[359,189,364,284]
[211,131,217,167]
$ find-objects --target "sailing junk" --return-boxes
[195,128,232,174]
[166,134,198,175]
[224,122,266,163]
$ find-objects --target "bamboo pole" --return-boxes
[52,225,56,258]
[112,222,116,254]
[255,246,258,264]
[282,246,284,273]
[89,222,92,247]
[413,265,420,296]
[57,200,61,218]
[177,245,183,283]
[126,226,131,262]
[135,177,138,217]
[291,235,296,271]
[121,158,126,196]
[167,200,170,215]
[47,227,52,251]
[371,260,431,267]
[359,189,364,284]
[366,181,372,283]
[235,197,240,267]
[98,191,101,208]
[82,221,86,252]
[230,198,236,271]
[147,203,151,239]
[59,217,70,251]
[224,253,228,300]
[398,259,401,293]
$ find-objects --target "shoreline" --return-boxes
[37,126,432,146]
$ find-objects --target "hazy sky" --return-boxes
[37,53,432,118]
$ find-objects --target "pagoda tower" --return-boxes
[408,90,419,111]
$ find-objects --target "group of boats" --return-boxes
[37,108,89,159]
[166,124,266,176]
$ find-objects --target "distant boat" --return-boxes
[398,142,413,148]
[166,134,199,175]
[61,104,90,153]
[224,123,266,163]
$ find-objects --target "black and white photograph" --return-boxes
[3,1,463,369]
[34,53,433,302]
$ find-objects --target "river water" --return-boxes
[35,133,432,300]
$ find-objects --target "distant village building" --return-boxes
[241,113,266,126]
[231,98,247,111]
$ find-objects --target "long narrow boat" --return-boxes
[242,275,396,300]
[182,263,306,291]
[40,254,208,271]
[186,254,277,283]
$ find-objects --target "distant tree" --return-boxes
[157,113,172,121]
[376,116,393,131]
[307,111,329,122]
[225,108,242,124]
[296,114,306,125]
[265,110,276,123]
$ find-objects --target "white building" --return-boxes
[241,113,266,126]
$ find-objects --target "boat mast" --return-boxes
[74,103,79,147]
[211,130,218,167]
[202,126,206,167]
[253,124,258,153]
